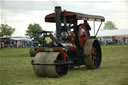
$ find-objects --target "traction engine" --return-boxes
[30,6,105,77]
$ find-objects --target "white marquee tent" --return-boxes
[96,29,128,37]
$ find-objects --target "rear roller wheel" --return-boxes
[32,52,69,77]
[84,39,102,69]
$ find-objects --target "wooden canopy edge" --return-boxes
[45,11,105,23]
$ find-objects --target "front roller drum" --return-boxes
[84,39,102,69]
[32,52,69,77]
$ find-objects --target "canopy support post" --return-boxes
[95,22,102,37]
[93,21,95,36]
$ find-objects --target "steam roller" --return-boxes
[30,6,105,77]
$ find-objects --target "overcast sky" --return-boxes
[0,0,128,36]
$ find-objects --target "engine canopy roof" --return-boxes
[45,11,105,23]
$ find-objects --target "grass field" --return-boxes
[0,45,128,85]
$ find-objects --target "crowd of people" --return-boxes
[1,35,128,48]
[0,37,32,48]
[98,36,128,45]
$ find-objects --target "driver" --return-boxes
[84,20,91,36]
[84,20,91,30]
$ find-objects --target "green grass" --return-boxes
[0,45,128,85]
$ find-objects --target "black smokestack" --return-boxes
[55,6,62,39]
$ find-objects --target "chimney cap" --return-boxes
[55,6,61,10]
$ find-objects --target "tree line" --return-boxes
[0,24,15,37]
[0,21,117,38]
